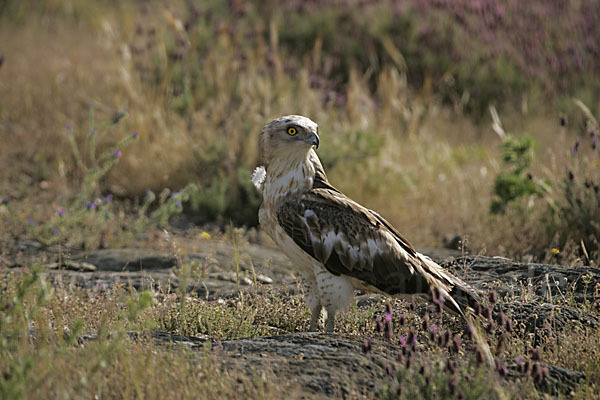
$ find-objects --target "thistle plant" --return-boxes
[4,105,195,249]
[31,106,138,246]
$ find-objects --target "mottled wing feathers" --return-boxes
[276,188,445,296]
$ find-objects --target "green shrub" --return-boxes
[490,135,548,214]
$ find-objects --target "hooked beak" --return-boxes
[306,132,320,149]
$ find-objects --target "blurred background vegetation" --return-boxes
[0,0,599,263]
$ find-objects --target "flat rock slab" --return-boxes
[5,243,600,331]
[442,256,600,304]
[139,331,584,398]
[73,248,178,271]
[502,301,598,333]
[216,333,396,398]
[44,261,97,272]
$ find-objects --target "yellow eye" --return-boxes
[287,127,297,136]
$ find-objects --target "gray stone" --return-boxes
[44,261,97,272]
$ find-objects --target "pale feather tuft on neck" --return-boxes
[251,166,267,190]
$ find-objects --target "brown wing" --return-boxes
[276,188,450,296]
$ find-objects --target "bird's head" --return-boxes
[260,115,320,166]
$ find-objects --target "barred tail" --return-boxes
[418,254,494,367]
[448,281,483,315]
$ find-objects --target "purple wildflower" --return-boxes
[375,316,383,333]
[52,228,59,235]
[385,304,392,322]
[106,194,113,202]
[464,324,473,340]
[476,347,484,365]
[428,287,438,303]
[422,314,429,331]
[114,150,122,158]
[175,201,183,207]
[26,217,34,225]
[58,208,65,217]
[399,335,406,347]
[448,377,456,396]
[523,360,531,374]
[497,333,507,355]
[385,321,393,340]
[398,313,405,326]
[133,131,139,138]
[385,364,393,376]
[362,338,372,354]
[485,321,494,335]
[443,330,451,346]
[497,312,507,327]
[445,359,456,375]
[435,291,445,308]
[483,306,492,319]
[572,137,581,155]
[429,325,436,341]
[495,359,508,376]
[87,202,96,210]
[452,335,462,354]
[408,330,417,347]
[532,364,549,385]
[516,356,525,371]
[112,108,126,124]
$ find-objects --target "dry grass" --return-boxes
[0,270,297,399]
[1,4,593,259]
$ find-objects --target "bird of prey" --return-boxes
[255,115,482,333]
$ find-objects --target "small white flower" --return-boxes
[251,166,266,190]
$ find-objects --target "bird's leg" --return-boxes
[309,304,323,331]
[300,271,322,331]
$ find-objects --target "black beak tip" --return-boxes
[311,133,320,149]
